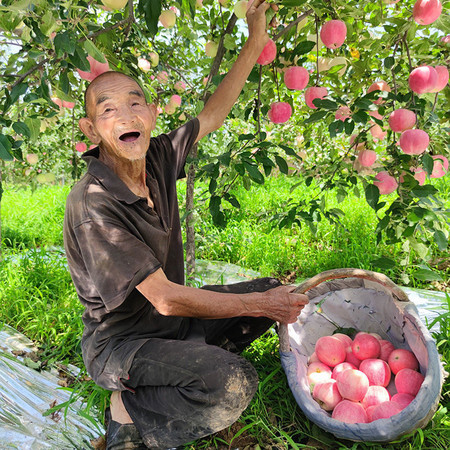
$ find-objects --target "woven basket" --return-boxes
[278,268,445,442]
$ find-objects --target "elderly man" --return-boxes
[63,1,308,449]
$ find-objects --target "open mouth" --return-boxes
[119,131,141,143]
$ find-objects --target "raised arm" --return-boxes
[136,268,308,325]
[195,0,272,143]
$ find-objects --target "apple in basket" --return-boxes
[307,330,425,423]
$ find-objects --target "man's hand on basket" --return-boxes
[261,285,309,324]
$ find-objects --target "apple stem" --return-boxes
[272,63,280,103]
[256,65,263,137]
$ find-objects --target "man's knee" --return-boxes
[202,355,258,431]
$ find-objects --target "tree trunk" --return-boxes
[185,144,197,283]
[184,15,238,281]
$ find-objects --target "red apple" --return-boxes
[345,346,361,368]
[332,333,353,348]
[315,335,346,367]
[257,39,277,65]
[284,66,309,91]
[308,352,320,364]
[361,385,391,409]
[378,339,396,362]
[370,123,387,141]
[413,0,443,25]
[412,167,427,185]
[352,333,381,360]
[358,150,377,167]
[391,392,415,410]
[77,55,110,82]
[75,142,87,153]
[409,66,438,94]
[313,379,342,411]
[320,20,347,49]
[335,105,351,122]
[395,368,424,396]
[336,369,369,401]
[367,81,391,104]
[370,400,402,421]
[268,102,292,124]
[430,155,448,178]
[429,65,449,92]
[332,400,368,423]
[388,348,419,374]
[388,109,416,132]
[174,80,186,93]
[332,362,357,380]
[399,129,429,155]
[374,171,398,195]
[359,358,391,387]
[305,86,328,109]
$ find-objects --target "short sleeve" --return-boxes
[73,218,162,311]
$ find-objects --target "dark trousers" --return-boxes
[120,277,280,449]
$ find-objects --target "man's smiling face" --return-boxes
[80,72,156,162]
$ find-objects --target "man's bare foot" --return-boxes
[110,391,133,424]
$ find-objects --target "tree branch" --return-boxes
[273,9,314,42]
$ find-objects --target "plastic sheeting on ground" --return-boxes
[0,323,103,449]
[0,258,447,448]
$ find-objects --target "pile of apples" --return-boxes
[307,331,424,423]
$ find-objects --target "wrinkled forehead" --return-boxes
[85,72,145,115]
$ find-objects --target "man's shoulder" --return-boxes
[65,173,113,223]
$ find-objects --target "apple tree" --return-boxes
[0,0,448,282]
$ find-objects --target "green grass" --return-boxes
[1,179,449,449]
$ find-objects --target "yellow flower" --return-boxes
[350,47,360,59]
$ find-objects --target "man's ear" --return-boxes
[148,103,157,131]
[79,117,101,144]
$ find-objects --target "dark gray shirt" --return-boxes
[63,119,199,390]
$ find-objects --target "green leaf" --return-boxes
[12,121,31,138]
[139,0,162,36]
[365,184,380,210]
[352,110,369,124]
[244,162,264,184]
[24,118,40,142]
[422,153,433,175]
[344,120,355,135]
[0,134,13,161]
[434,230,448,251]
[275,155,289,174]
[411,185,438,198]
[83,40,106,63]
[304,110,328,124]
[413,268,443,282]
[313,99,338,110]
[54,31,76,56]
[371,256,396,270]
[10,82,28,104]
[70,45,91,71]
[384,57,395,69]
[292,40,316,56]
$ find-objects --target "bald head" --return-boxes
[84,71,147,118]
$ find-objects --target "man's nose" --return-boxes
[117,105,136,122]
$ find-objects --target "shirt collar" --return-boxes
[81,147,143,205]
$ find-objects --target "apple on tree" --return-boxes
[320,20,347,49]
[413,0,443,25]
[267,102,292,124]
[77,54,110,82]
[374,171,398,195]
[399,129,429,155]
[101,0,127,10]
[430,155,448,178]
[304,86,328,109]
